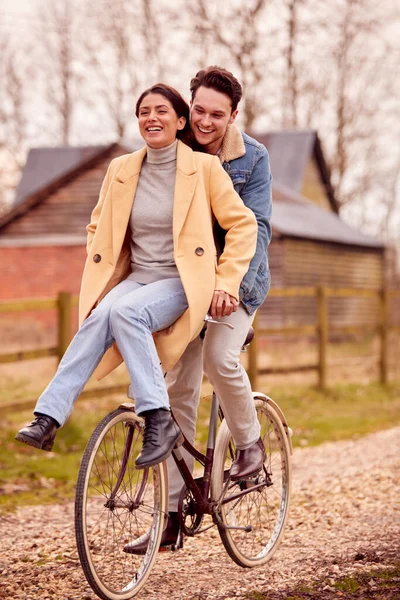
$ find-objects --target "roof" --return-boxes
[0,132,383,250]
[14,146,109,207]
[254,130,338,213]
[272,182,383,248]
[0,143,130,231]
[255,130,315,193]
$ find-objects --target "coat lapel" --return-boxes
[111,147,147,264]
[173,141,198,239]
[107,142,198,264]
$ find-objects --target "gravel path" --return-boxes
[1,427,399,600]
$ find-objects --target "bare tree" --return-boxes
[282,0,301,127]
[280,0,332,130]
[35,0,83,145]
[83,0,170,141]
[140,0,165,83]
[83,0,139,140]
[188,0,271,130]
[0,31,34,213]
[380,154,400,244]
[325,0,395,205]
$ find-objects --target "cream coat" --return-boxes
[79,141,257,379]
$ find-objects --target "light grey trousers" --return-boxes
[166,305,260,510]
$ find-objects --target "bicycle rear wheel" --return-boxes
[211,397,291,568]
[75,407,167,600]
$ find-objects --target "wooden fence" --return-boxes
[247,286,400,388]
[1,287,399,398]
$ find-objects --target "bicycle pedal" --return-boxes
[171,531,184,552]
[170,543,182,552]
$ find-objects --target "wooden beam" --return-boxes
[259,364,317,375]
[0,347,57,363]
[0,298,57,312]
[379,287,389,385]
[317,286,328,388]
[247,313,259,390]
[259,325,317,336]
[268,287,317,297]
[57,292,73,361]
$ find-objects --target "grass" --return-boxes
[264,381,400,447]
[0,406,102,509]
[245,563,400,599]
[0,380,399,511]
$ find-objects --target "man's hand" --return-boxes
[210,290,239,318]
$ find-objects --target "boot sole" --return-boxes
[135,434,184,469]
[124,538,182,555]
[230,467,262,481]
[230,454,267,481]
[15,432,54,452]
[124,529,183,555]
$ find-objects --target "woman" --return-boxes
[16,84,257,469]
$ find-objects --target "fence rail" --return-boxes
[248,286,399,388]
[1,287,399,397]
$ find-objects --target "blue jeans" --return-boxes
[34,277,188,426]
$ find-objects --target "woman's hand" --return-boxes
[210,290,239,318]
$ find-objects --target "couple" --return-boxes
[16,66,272,550]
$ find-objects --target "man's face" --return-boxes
[190,86,238,154]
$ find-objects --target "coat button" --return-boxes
[195,247,204,256]
[93,254,101,263]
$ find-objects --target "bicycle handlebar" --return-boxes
[204,314,235,330]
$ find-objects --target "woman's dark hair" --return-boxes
[190,66,242,113]
[135,83,190,140]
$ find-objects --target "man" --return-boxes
[125,66,272,554]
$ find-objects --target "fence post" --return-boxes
[247,312,259,390]
[57,291,73,362]
[379,287,389,385]
[317,286,328,388]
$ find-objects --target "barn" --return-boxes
[254,131,385,332]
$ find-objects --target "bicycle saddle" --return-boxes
[243,326,254,347]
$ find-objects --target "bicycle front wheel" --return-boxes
[211,397,291,568]
[75,407,168,600]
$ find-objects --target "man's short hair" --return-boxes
[190,66,243,113]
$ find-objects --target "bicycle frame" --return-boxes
[170,390,219,515]
[106,319,270,524]
[170,391,270,521]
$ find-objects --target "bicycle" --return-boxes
[74,319,293,600]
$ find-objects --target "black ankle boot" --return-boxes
[15,414,59,452]
[123,512,181,555]
[135,409,183,469]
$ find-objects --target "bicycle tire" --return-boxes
[211,397,291,568]
[75,407,168,600]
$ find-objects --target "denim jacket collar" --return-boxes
[219,124,246,164]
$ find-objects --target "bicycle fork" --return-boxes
[104,422,148,511]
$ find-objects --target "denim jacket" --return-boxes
[217,125,272,315]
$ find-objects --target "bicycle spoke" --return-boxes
[213,399,291,567]
[75,409,166,599]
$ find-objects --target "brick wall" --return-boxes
[0,244,86,299]
[0,244,86,349]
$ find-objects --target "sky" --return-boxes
[0,0,41,33]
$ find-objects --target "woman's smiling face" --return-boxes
[137,93,186,149]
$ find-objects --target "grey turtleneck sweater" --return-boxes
[129,140,179,284]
